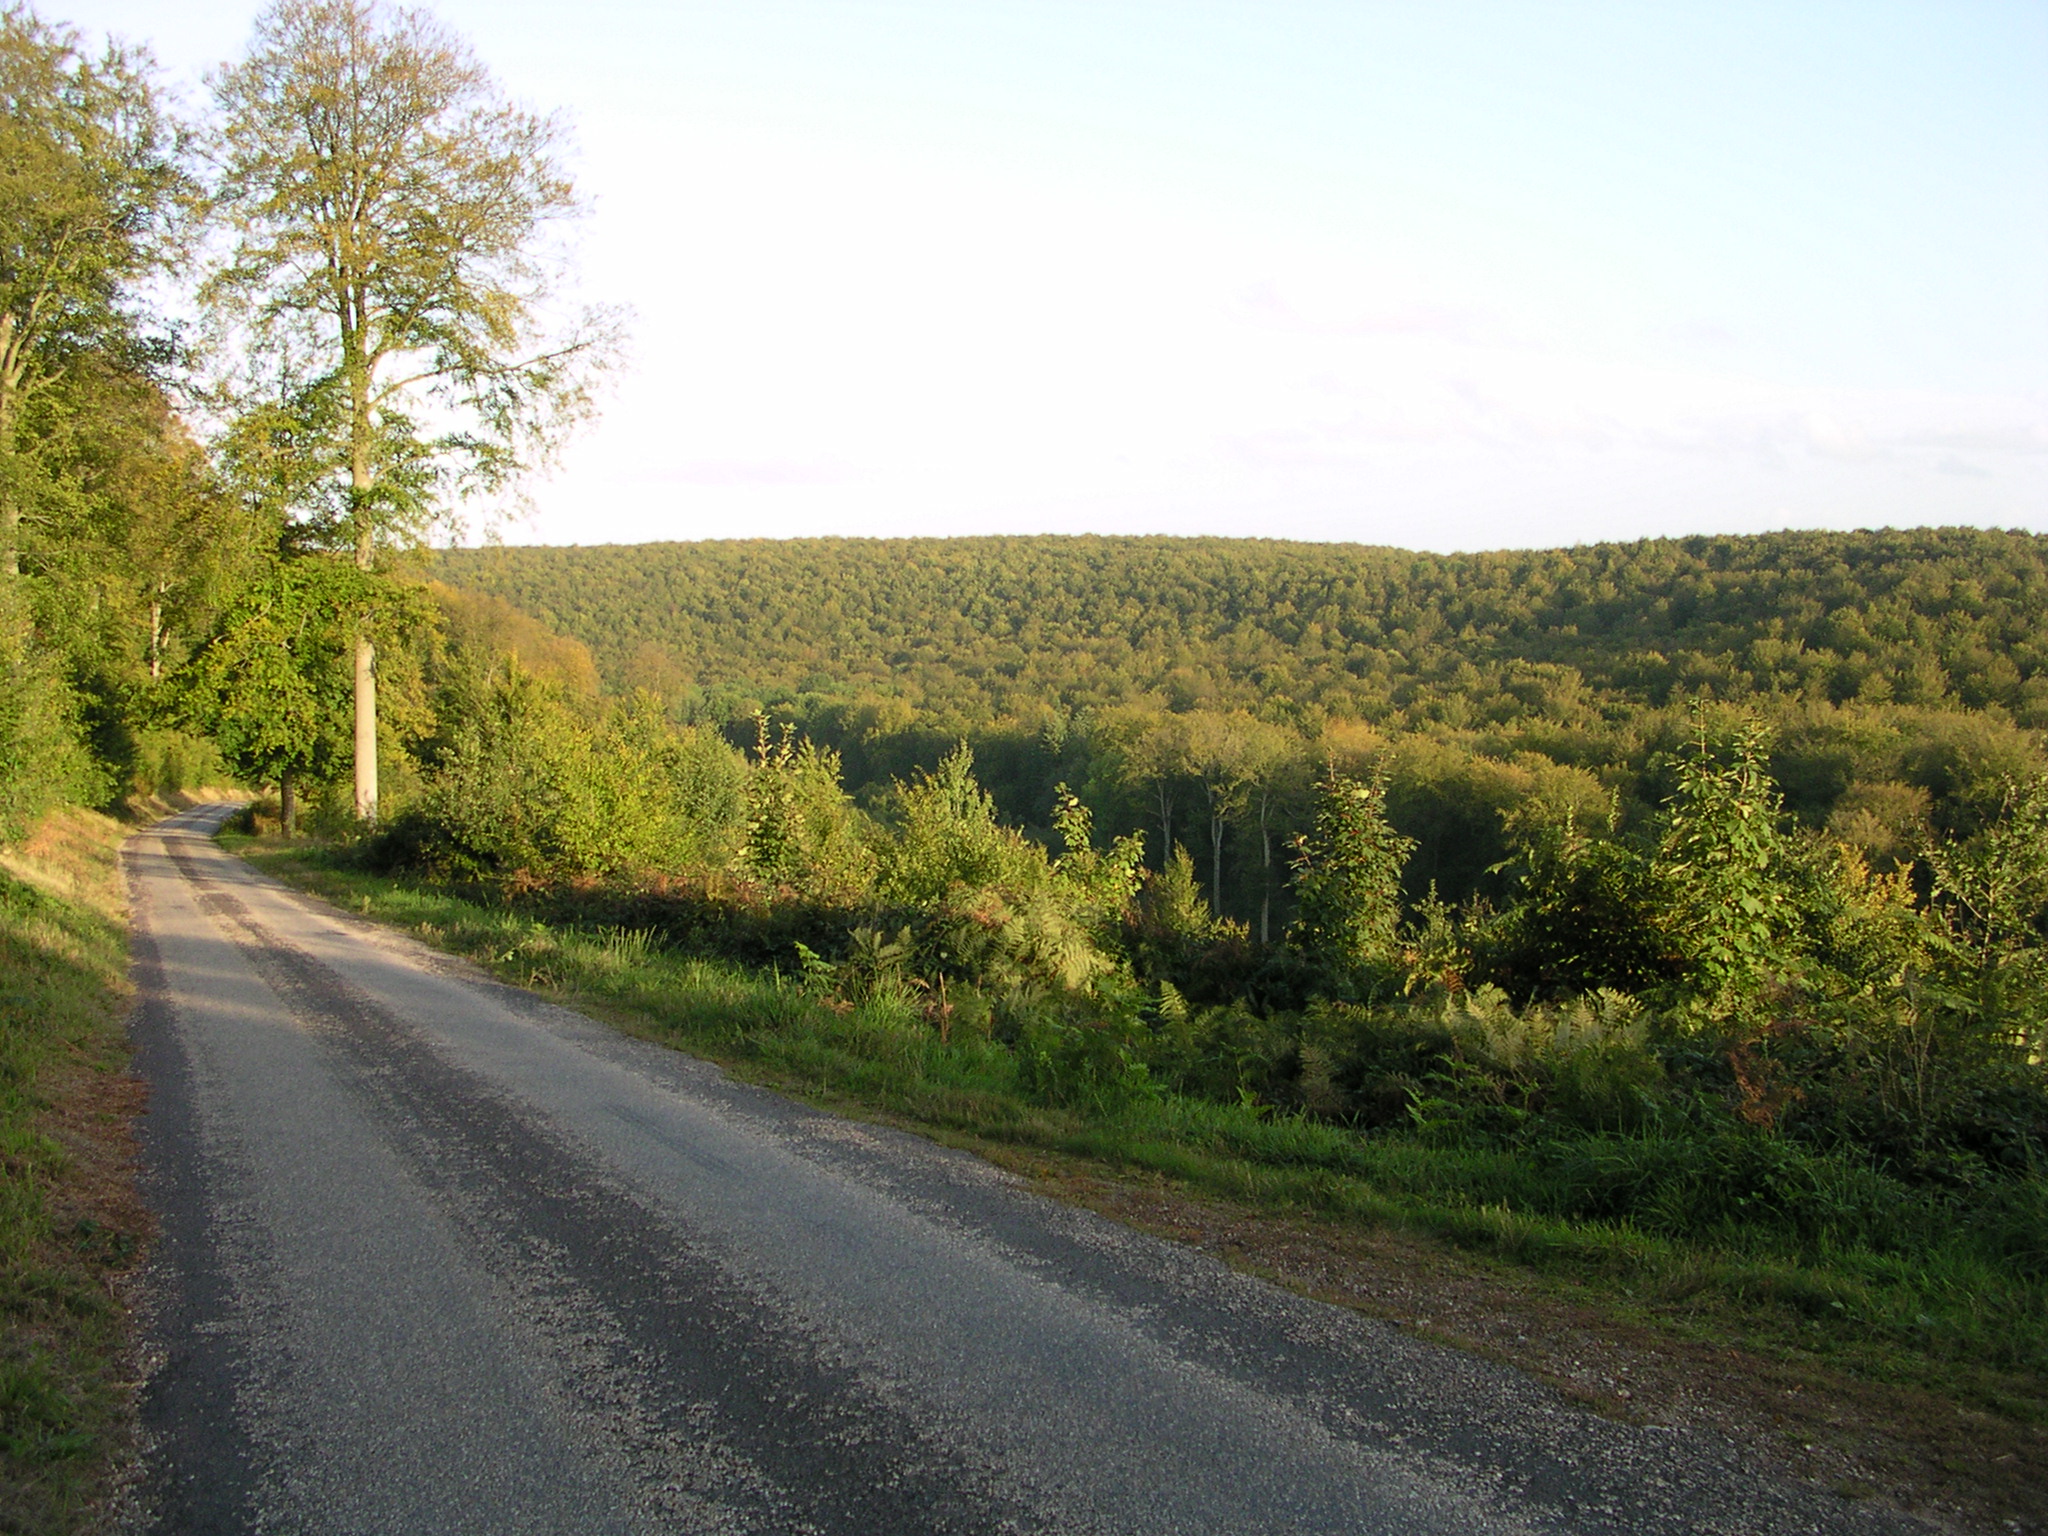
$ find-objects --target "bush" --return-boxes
[126,728,232,798]
[0,585,98,841]
[1010,994,1159,1111]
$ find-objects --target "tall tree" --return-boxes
[1101,708,1189,868]
[207,0,615,820]
[1231,717,1307,944]
[0,6,186,578]
[1179,711,1248,917]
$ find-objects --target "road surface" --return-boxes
[124,804,1924,1534]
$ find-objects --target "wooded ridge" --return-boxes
[436,528,2048,726]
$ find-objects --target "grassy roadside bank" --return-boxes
[0,807,154,1533]
[236,832,2047,1534]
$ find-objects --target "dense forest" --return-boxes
[439,530,2048,724]
[325,555,2048,1415]
[434,530,2048,927]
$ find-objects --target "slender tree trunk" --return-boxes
[349,328,378,822]
[0,318,19,579]
[1155,781,1173,867]
[148,588,164,679]
[353,633,377,819]
[280,770,297,838]
[1259,791,1275,946]
[1210,802,1226,919]
[1259,837,1272,945]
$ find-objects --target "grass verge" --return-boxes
[238,836,2048,1535]
[0,808,152,1534]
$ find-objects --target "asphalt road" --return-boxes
[124,804,1929,1535]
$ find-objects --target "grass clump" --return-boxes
[0,808,147,1533]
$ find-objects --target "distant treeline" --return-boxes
[434,530,2048,930]
[438,529,2048,724]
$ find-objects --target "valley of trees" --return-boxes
[437,530,2048,923]
[2,0,2045,1497]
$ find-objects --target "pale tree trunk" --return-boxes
[1259,790,1275,946]
[349,331,378,823]
[148,586,164,679]
[0,313,20,579]
[1207,790,1226,919]
[353,634,377,819]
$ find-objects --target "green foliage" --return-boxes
[389,658,746,880]
[1049,785,1145,933]
[875,744,1019,908]
[1,6,190,569]
[1133,845,1227,959]
[737,718,871,900]
[1924,774,2048,1064]
[1386,737,1610,904]
[1124,844,1256,1003]
[1927,774,2048,968]
[437,528,2048,734]
[174,557,367,794]
[0,579,96,839]
[1651,716,1806,1004]
[1479,812,1670,1000]
[1015,1004,1159,1112]
[429,530,2048,931]
[1289,769,1414,986]
[125,728,230,799]
[876,748,1133,996]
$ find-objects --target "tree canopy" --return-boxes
[436,528,2048,729]
[207,0,616,819]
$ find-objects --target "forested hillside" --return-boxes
[437,529,2048,726]
[433,530,2048,926]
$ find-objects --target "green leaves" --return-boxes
[173,556,380,788]
[1651,716,1805,1005]
[205,0,618,549]
[1289,768,1414,986]
[737,717,869,899]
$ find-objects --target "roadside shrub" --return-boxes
[1288,768,1413,995]
[1124,845,1258,1003]
[1151,996,1287,1104]
[0,585,98,841]
[1527,1129,1922,1253]
[126,728,232,798]
[1012,998,1159,1111]
[1475,818,1672,1000]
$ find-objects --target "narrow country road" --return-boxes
[124,804,1924,1535]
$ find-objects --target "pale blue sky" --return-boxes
[65,0,2048,550]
